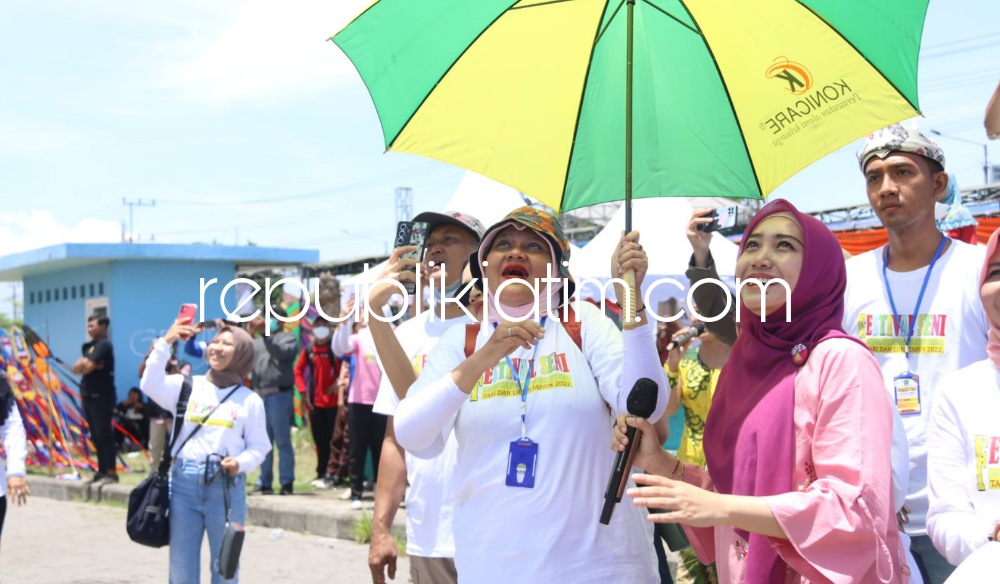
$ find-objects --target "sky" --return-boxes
[0,0,998,315]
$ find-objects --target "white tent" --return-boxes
[441,171,533,226]
[570,198,738,316]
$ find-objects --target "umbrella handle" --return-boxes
[621,269,640,330]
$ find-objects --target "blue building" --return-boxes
[0,243,318,398]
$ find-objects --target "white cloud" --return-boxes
[0,211,121,257]
[160,0,374,103]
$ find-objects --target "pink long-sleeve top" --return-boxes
[681,338,906,584]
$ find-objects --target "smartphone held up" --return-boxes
[696,206,739,233]
[177,304,198,340]
[393,220,429,294]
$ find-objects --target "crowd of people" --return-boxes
[8,111,994,584]
[372,123,999,584]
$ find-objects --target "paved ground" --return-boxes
[1,496,404,583]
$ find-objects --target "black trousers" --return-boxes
[83,393,117,475]
[309,406,338,479]
[347,403,387,499]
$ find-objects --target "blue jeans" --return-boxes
[170,460,247,584]
[258,391,294,489]
[910,534,955,584]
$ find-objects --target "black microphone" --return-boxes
[600,377,659,525]
[664,322,706,353]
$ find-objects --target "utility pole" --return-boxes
[395,187,412,225]
[930,130,990,185]
[122,198,156,243]
[9,283,18,322]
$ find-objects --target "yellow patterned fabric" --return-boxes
[666,348,720,467]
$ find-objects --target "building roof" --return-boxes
[0,242,319,281]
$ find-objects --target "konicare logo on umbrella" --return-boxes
[760,56,863,147]
[766,57,813,95]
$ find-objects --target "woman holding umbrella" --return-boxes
[395,206,668,583]
[615,200,904,583]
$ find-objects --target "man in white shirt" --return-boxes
[366,210,484,584]
[843,124,989,583]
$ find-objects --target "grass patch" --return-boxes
[354,512,407,557]
[355,511,373,543]
[243,426,329,493]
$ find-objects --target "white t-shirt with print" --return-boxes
[843,240,988,534]
[928,359,1000,566]
[396,302,665,584]
[140,338,271,474]
[372,309,471,558]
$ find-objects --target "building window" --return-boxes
[89,283,95,296]
[63,287,68,300]
[98,282,104,295]
[79,284,85,298]
[46,289,51,303]
[72,286,76,299]
[29,292,34,305]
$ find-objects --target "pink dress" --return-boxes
[683,338,906,583]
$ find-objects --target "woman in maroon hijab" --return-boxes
[616,200,905,583]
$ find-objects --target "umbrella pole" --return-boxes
[622,0,639,329]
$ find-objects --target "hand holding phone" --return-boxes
[393,221,429,294]
[177,304,197,340]
[696,206,738,233]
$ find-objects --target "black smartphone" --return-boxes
[697,205,739,233]
[197,321,218,330]
[393,221,429,294]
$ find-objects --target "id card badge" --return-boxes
[894,371,921,415]
[505,439,538,489]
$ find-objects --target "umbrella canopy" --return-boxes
[333,0,927,211]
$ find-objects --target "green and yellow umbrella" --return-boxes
[333,0,927,214]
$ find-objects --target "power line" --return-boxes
[921,32,1000,51]
[121,198,156,243]
[921,39,1000,60]
[154,160,452,207]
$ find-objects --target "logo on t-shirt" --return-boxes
[975,435,1000,491]
[185,400,238,429]
[856,313,947,354]
[412,354,430,377]
[469,353,572,402]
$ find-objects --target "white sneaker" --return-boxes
[309,479,329,489]
[338,488,352,501]
[350,499,363,511]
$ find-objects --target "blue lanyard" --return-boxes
[495,317,546,439]
[881,237,946,364]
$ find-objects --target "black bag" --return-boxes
[126,378,238,547]
[126,376,193,548]
[126,463,172,547]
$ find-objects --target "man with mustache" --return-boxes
[365,210,484,584]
